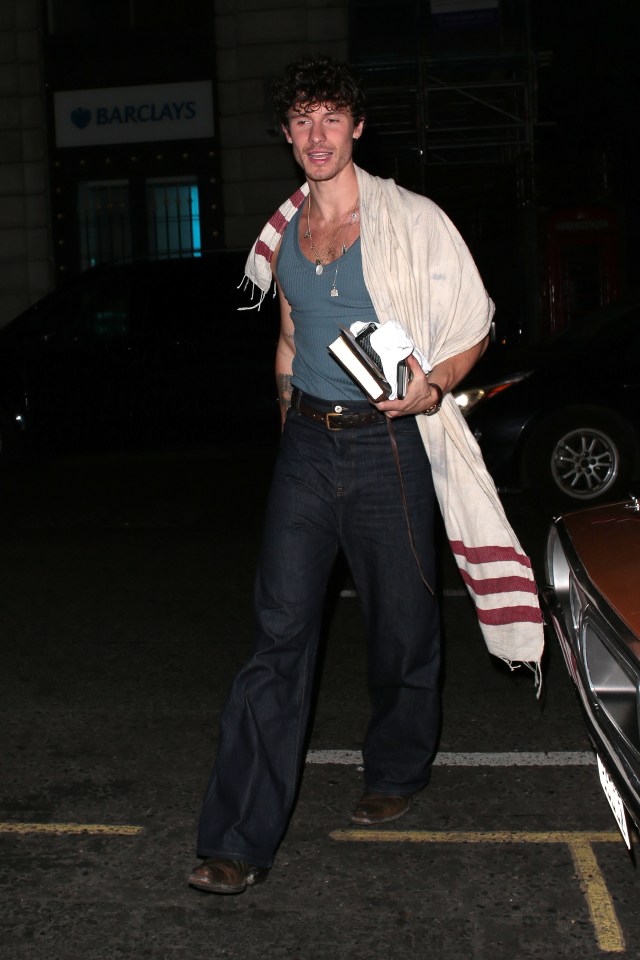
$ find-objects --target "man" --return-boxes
[188,54,543,896]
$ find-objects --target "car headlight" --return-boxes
[453,373,531,417]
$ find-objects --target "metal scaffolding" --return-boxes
[349,0,548,338]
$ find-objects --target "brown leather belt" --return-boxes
[292,388,386,431]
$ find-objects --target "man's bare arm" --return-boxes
[275,283,296,428]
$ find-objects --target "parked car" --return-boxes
[453,300,640,510]
[0,252,281,458]
[542,496,640,846]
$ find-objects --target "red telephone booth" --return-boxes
[545,207,619,338]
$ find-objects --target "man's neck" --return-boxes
[306,165,359,222]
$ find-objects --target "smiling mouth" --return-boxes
[307,151,333,161]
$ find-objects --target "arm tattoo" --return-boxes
[277,372,293,413]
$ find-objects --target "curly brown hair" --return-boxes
[272,54,366,127]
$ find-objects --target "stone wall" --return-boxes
[0,0,52,328]
[214,0,348,249]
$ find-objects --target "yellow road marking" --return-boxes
[332,829,621,844]
[0,821,143,836]
[569,838,625,954]
[331,830,625,953]
[0,823,625,951]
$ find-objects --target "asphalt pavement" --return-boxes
[1,441,639,959]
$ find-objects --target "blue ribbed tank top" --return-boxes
[276,206,379,401]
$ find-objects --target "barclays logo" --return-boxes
[56,83,213,147]
[71,107,92,130]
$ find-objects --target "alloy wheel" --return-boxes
[551,427,619,500]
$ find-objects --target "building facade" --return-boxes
[1,1,632,339]
[0,0,348,328]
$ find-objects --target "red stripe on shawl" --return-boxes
[267,189,307,235]
[476,605,543,626]
[450,540,532,569]
[458,569,538,596]
[260,189,307,262]
[255,239,274,262]
[289,188,307,209]
[268,210,289,234]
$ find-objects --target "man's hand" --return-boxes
[374,354,439,418]
[374,334,489,419]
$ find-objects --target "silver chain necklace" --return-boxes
[304,196,359,297]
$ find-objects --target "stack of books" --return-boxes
[328,323,409,402]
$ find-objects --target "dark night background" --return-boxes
[346,0,640,342]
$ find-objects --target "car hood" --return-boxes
[561,500,640,637]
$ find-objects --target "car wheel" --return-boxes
[522,408,637,510]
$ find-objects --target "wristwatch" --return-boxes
[425,381,443,416]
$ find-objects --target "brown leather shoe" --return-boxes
[188,857,269,894]
[351,793,413,825]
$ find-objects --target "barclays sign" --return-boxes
[54,81,214,148]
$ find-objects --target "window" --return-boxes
[76,177,202,270]
[78,181,132,271]
[146,177,201,260]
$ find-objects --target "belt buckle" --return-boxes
[325,411,343,431]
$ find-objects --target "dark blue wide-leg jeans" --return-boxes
[196,402,441,868]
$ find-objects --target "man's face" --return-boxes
[283,102,364,183]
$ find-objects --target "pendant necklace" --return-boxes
[304,196,360,297]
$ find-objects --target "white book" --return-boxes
[327,325,391,401]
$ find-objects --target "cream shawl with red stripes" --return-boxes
[243,167,544,677]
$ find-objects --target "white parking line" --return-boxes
[306,750,595,766]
